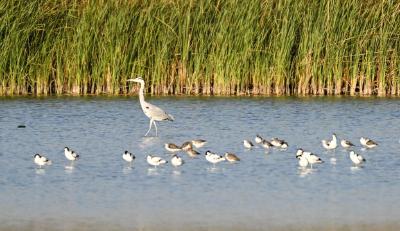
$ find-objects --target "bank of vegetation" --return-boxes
[0,0,399,96]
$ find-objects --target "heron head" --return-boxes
[127,76,144,83]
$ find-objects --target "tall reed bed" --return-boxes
[0,0,399,96]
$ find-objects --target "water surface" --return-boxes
[0,96,399,230]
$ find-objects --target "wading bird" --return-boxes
[33,154,52,168]
[127,77,174,136]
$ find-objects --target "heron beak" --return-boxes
[127,79,135,82]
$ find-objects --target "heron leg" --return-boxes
[153,121,158,136]
[145,119,153,137]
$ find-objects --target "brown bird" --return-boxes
[224,152,240,162]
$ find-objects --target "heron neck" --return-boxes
[138,82,145,104]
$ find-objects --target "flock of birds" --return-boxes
[33,134,377,170]
[32,76,379,170]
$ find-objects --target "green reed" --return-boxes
[0,0,399,96]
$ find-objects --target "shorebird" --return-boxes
[296,149,323,168]
[243,140,254,149]
[127,77,174,136]
[165,143,182,152]
[296,154,309,168]
[146,155,167,167]
[191,139,207,148]
[341,139,355,148]
[205,151,225,165]
[181,141,193,152]
[171,155,184,167]
[255,135,263,144]
[261,139,273,149]
[224,152,240,162]
[186,149,200,158]
[322,133,338,150]
[360,137,378,148]
[349,151,366,165]
[64,147,79,161]
[33,154,52,168]
[122,150,135,163]
[270,138,288,149]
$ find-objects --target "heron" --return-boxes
[127,77,174,136]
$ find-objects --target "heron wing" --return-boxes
[142,102,173,121]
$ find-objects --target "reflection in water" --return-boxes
[139,136,159,149]
[35,168,46,175]
[207,166,224,174]
[147,167,159,176]
[172,169,182,176]
[351,166,364,172]
[298,167,315,177]
[65,164,75,174]
[330,157,337,165]
[123,166,133,175]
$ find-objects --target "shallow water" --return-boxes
[0,96,400,230]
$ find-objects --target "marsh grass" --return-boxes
[0,0,399,96]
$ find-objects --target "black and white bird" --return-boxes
[205,151,225,165]
[271,138,288,149]
[224,152,240,162]
[296,149,323,167]
[64,147,79,161]
[146,155,168,167]
[127,77,174,136]
[165,143,182,152]
[360,137,378,148]
[341,139,355,148]
[296,154,309,168]
[171,155,184,167]
[255,135,263,144]
[243,140,254,149]
[349,151,366,165]
[261,139,273,149]
[122,150,135,163]
[191,139,207,148]
[33,154,52,168]
[322,133,338,150]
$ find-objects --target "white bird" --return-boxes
[296,149,323,167]
[205,150,225,165]
[181,141,193,151]
[255,135,263,144]
[127,77,174,136]
[297,155,309,168]
[33,154,52,168]
[171,155,184,167]
[322,133,338,150]
[64,147,79,161]
[224,152,240,162]
[270,138,288,149]
[146,155,168,167]
[341,139,355,148]
[243,140,254,149]
[165,143,182,152]
[191,139,207,148]
[122,150,135,163]
[349,151,366,165]
[360,137,378,148]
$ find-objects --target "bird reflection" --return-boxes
[147,167,160,176]
[298,167,315,177]
[35,168,46,175]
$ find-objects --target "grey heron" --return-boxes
[127,77,174,136]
